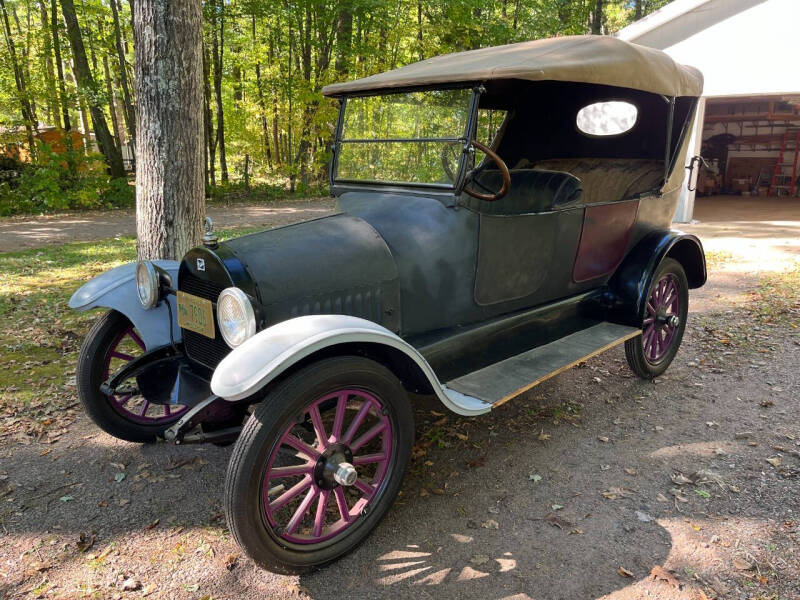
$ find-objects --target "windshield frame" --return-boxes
[330,84,481,193]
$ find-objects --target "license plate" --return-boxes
[177,291,215,339]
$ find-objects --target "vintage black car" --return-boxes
[70,35,706,573]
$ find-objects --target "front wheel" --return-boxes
[625,258,689,379]
[224,356,414,574]
[76,310,188,443]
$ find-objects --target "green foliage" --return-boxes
[0,143,133,216]
[0,0,672,214]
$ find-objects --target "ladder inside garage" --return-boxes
[769,127,800,197]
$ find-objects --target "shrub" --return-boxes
[0,143,134,216]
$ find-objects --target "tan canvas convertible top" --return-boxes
[322,35,703,98]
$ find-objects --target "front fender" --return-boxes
[69,261,181,350]
[608,230,706,327]
[210,315,492,416]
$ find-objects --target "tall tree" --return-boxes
[59,0,124,175]
[0,0,37,154]
[38,1,59,127]
[134,0,204,259]
[50,0,70,131]
[109,0,134,142]
[591,0,605,34]
[210,0,227,183]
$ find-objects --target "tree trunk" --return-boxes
[591,0,604,35]
[634,0,643,20]
[51,0,70,132]
[0,0,36,155]
[252,15,272,168]
[211,0,227,183]
[202,41,215,187]
[39,1,60,127]
[110,0,135,143]
[103,49,123,153]
[335,4,352,75]
[60,0,124,176]
[134,0,204,260]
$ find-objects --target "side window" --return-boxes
[576,101,638,137]
[476,109,508,146]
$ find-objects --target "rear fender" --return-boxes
[210,315,492,416]
[68,261,181,350]
[608,230,706,326]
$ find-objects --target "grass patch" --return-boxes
[749,261,800,327]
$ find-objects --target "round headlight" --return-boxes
[136,261,159,309]
[217,287,256,348]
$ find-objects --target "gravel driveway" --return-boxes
[0,198,798,599]
[0,199,335,253]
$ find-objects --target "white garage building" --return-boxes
[616,0,800,222]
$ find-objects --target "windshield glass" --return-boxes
[335,88,473,186]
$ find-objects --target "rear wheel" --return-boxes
[625,258,689,379]
[77,310,188,442]
[224,356,414,574]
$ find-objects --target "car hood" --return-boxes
[224,213,401,333]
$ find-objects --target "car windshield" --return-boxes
[335,88,473,186]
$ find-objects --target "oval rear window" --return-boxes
[576,101,638,136]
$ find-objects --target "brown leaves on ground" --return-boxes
[617,565,634,578]
[650,565,681,588]
[76,531,95,553]
[601,487,634,500]
[544,513,573,529]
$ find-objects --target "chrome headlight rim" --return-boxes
[217,287,256,348]
[136,260,159,309]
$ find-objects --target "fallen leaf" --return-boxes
[455,433,468,441]
[145,518,160,530]
[537,430,551,442]
[671,473,692,485]
[649,565,681,588]
[419,488,429,497]
[76,532,95,553]
[766,457,782,468]
[617,565,634,578]
[114,472,126,483]
[224,553,239,571]
[635,511,653,522]
[122,578,142,591]
[656,493,669,502]
[471,554,490,565]
[624,468,637,476]
[529,474,542,483]
[551,504,563,511]
[602,487,634,500]
[481,519,499,530]
[544,513,573,529]
[597,436,609,443]
[569,528,584,535]
[118,497,130,506]
[695,489,711,499]
[733,558,753,571]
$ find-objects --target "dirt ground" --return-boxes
[0,199,336,253]
[1,196,799,600]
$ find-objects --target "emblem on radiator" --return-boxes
[197,258,205,271]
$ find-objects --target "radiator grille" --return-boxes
[179,272,231,369]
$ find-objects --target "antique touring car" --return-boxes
[70,35,706,572]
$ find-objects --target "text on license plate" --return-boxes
[176,291,215,339]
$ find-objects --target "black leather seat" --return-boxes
[462,168,583,215]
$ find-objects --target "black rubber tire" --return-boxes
[625,258,689,379]
[77,310,180,443]
[224,356,414,574]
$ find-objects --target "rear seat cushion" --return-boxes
[462,168,582,215]
[530,158,664,205]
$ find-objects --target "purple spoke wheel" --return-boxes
[103,326,188,425]
[642,273,681,363]
[261,389,393,545]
